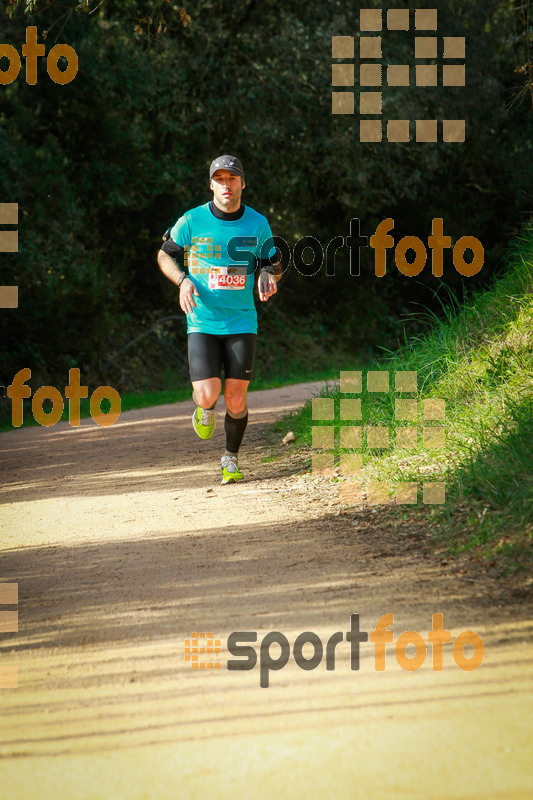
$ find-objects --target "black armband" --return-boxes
[161,237,185,263]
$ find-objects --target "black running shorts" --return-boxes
[187,332,257,382]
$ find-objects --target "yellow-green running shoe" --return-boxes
[192,406,216,440]
[220,455,244,484]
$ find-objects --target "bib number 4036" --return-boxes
[219,274,246,287]
[209,272,247,290]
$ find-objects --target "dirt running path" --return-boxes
[0,383,532,799]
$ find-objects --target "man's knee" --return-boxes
[194,381,220,409]
[224,386,248,414]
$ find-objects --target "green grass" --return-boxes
[281,221,533,569]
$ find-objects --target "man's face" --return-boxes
[210,169,245,212]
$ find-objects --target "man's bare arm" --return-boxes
[157,248,198,313]
[157,249,186,287]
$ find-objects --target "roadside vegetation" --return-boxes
[275,223,533,571]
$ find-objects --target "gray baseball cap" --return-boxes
[209,155,244,179]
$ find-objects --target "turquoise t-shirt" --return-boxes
[170,202,275,335]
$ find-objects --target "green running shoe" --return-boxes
[192,406,216,440]
[221,455,244,484]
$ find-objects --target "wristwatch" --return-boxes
[177,274,188,288]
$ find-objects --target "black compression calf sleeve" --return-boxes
[224,407,248,454]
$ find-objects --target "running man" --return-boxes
[157,155,281,484]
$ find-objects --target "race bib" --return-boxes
[208,267,247,290]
